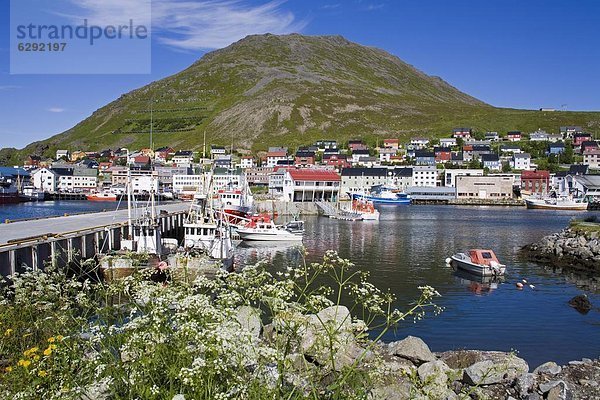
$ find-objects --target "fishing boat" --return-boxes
[100,175,178,281]
[87,191,117,202]
[446,249,506,277]
[525,194,588,210]
[350,198,380,220]
[0,177,21,204]
[350,185,411,205]
[237,214,304,241]
[181,172,236,270]
[20,186,46,201]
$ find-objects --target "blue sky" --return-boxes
[1,0,599,149]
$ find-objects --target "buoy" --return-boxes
[516,282,524,289]
[522,279,528,283]
[445,258,452,264]
[529,284,535,289]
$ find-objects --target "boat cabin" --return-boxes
[468,249,500,266]
[122,223,162,255]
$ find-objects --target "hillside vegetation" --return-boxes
[4,34,600,163]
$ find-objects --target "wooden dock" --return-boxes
[0,202,189,277]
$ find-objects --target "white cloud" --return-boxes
[47,107,66,113]
[59,0,306,51]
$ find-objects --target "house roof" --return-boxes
[415,151,434,158]
[341,167,388,177]
[514,153,531,159]
[569,165,589,175]
[482,154,500,162]
[295,151,315,157]
[576,175,600,189]
[288,169,340,182]
[352,149,370,155]
[174,150,193,156]
[522,170,550,178]
[267,151,288,157]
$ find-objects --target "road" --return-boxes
[0,202,189,245]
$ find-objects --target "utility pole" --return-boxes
[150,99,153,150]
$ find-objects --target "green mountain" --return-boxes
[4,34,600,163]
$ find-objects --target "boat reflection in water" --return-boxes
[235,241,305,269]
[452,268,505,295]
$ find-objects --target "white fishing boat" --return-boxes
[237,214,304,241]
[183,175,235,269]
[525,194,588,210]
[446,249,506,277]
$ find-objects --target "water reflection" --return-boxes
[235,205,600,366]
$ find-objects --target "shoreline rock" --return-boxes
[522,224,600,275]
[263,308,599,399]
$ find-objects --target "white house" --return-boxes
[379,148,396,163]
[51,167,98,192]
[282,169,341,202]
[584,148,600,170]
[173,174,204,194]
[210,146,226,159]
[239,156,255,169]
[444,169,484,187]
[440,138,457,147]
[32,168,58,192]
[512,153,532,170]
[410,138,430,148]
[412,166,438,187]
[529,130,549,141]
[130,175,159,193]
[172,151,194,167]
[266,151,288,167]
[55,150,70,160]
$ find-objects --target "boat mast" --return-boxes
[126,150,133,238]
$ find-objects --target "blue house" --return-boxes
[414,150,436,166]
[548,143,565,155]
[482,154,501,171]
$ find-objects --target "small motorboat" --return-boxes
[237,214,303,241]
[446,249,506,277]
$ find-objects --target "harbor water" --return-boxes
[1,201,598,367]
[236,205,600,368]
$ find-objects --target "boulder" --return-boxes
[462,355,528,386]
[388,336,436,365]
[533,361,562,375]
[515,373,537,397]
[539,380,564,393]
[236,306,262,338]
[368,378,412,400]
[418,360,452,400]
[568,294,592,314]
[547,381,571,400]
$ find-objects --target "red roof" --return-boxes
[288,169,340,182]
[267,152,287,157]
[384,139,399,143]
[134,156,151,163]
[521,170,550,179]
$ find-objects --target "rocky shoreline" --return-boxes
[249,305,600,400]
[522,223,600,274]
[378,337,599,400]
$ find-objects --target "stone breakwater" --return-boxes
[247,305,600,399]
[523,224,600,274]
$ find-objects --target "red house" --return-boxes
[574,133,592,146]
[507,131,522,142]
[348,140,368,151]
[521,170,550,195]
[383,139,399,150]
[434,147,452,163]
[323,154,349,169]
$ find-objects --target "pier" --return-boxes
[0,202,189,277]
